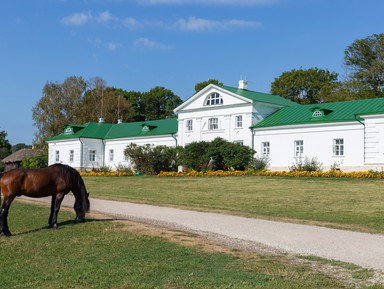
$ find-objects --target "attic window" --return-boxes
[64,127,73,135]
[205,92,223,106]
[312,110,323,117]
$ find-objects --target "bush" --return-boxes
[124,144,179,175]
[180,138,255,171]
[248,156,270,171]
[290,157,323,172]
[21,153,48,169]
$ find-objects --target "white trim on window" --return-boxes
[333,138,344,156]
[208,118,219,130]
[205,92,223,106]
[69,150,74,162]
[89,150,96,162]
[235,115,243,128]
[294,140,303,157]
[262,142,270,157]
[109,149,114,162]
[186,119,193,131]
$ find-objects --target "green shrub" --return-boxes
[21,153,48,169]
[124,144,179,175]
[180,138,255,171]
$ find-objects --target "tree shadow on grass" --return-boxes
[12,218,116,236]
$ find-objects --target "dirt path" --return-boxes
[22,195,384,272]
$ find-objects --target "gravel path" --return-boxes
[21,195,384,272]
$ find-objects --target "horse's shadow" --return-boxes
[12,218,116,236]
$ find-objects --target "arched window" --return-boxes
[205,92,223,105]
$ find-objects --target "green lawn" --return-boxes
[0,202,367,289]
[84,176,384,234]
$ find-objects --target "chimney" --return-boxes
[99,117,105,123]
[117,119,123,124]
[238,79,248,90]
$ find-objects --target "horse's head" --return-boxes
[74,178,90,223]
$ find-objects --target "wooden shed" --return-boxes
[1,149,45,172]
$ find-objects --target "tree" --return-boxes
[32,76,87,147]
[80,87,136,124]
[11,143,32,153]
[270,68,339,104]
[0,130,12,172]
[194,79,223,93]
[139,86,182,120]
[344,33,384,98]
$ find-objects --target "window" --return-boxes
[294,140,304,157]
[235,116,243,128]
[262,142,270,157]
[109,149,114,162]
[312,110,323,117]
[205,93,223,106]
[234,140,243,145]
[333,139,344,156]
[89,150,96,162]
[186,120,193,131]
[69,150,74,162]
[208,118,218,130]
[55,151,60,162]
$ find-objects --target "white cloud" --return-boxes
[61,11,117,26]
[176,17,261,32]
[96,11,118,23]
[137,0,278,5]
[61,12,92,26]
[134,37,172,49]
[123,17,143,29]
[107,42,122,51]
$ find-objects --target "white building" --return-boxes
[47,80,384,172]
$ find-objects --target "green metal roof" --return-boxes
[47,118,177,142]
[104,118,178,140]
[252,98,384,129]
[220,85,300,108]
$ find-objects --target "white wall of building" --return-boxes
[103,136,177,170]
[254,122,366,171]
[48,140,81,168]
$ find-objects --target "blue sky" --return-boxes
[1,0,383,145]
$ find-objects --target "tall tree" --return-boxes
[270,68,339,104]
[80,87,136,123]
[139,86,182,120]
[0,130,12,172]
[32,76,87,147]
[344,33,384,97]
[194,79,223,93]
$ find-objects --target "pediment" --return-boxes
[174,84,252,113]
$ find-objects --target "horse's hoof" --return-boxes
[0,231,12,237]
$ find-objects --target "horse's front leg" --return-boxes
[50,192,65,229]
[48,194,56,228]
[0,196,15,236]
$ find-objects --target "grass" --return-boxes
[83,175,384,234]
[0,201,366,289]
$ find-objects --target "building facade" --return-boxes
[47,81,384,172]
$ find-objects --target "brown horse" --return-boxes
[0,164,90,236]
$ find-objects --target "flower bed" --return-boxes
[80,171,134,177]
[79,169,384,178]
[158,170,384,179]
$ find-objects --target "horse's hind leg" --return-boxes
[0,196,15,236]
